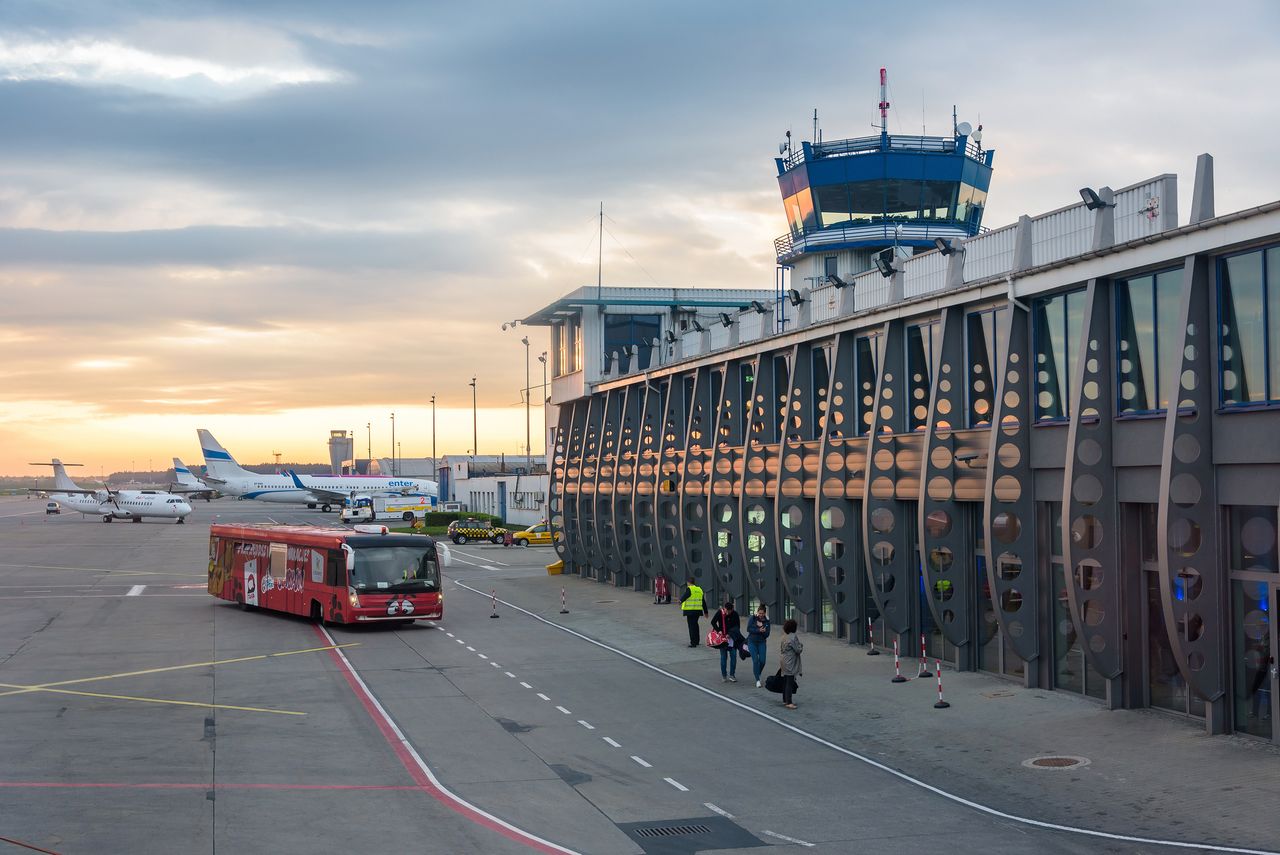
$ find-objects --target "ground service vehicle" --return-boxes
[340,495,435,523]
[447,518,507,544]
[208,523,444,625]
[512,522,551,546]
[45,501,60,515]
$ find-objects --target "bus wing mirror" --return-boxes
[342,544,355,572]
[436,542,452,568]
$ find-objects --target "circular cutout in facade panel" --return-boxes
[931,446,953,469]
[997,443,1021,468]
[927,476,954,502]
[872,541,896,566]
[997,553,1022,581]
[1077,438,1103,467]
[1074,559,1104,592]
[1169,473,1202,508]
[1240,515,1276,556]
[1088,634,1106,654]
[1175,567,1203,601]
[994,475,1022,503]
[925,509,952,538]
[1070,515,1103,550]
[929,547,954,574]
[1168,517,1202,557]
[1000,588,1023,613]
[1072,474,1103,506]
[871,477,895,500]
[873,448,895,471]
[870,507,895,533]
[821,507,845,529]
[992,513,1022,544]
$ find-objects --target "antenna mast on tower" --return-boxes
[878,67,890,138]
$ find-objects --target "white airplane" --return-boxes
[197,429,437,512]
[30,460,193,524]
[169,457,217,501]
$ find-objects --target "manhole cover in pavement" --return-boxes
[1022,755,1091,770]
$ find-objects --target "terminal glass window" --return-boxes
[603,314,660,371]
[907,320,941,431]
[966,306,1008,427]
[855,332,882,436]
[1032,289,1086,420]
[1220,246,1280,406]
[1117,269,1183,413]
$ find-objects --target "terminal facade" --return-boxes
[523,122,1280,742]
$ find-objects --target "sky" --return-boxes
[0,0,1276,474]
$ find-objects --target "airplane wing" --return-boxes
[286,470,353,504]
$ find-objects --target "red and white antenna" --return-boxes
[878,67,890,135]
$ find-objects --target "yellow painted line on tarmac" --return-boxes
[0,643,360,698]
[0,683,304,716]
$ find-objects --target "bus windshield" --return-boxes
[350,546,439,592]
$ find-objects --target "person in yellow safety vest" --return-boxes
[681,578,708,648]
[934,578,953,600]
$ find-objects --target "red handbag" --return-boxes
[706,607,729,647]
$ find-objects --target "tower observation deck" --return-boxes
[774,69,995,267]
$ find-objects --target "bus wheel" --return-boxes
[309,601,324,624]
[239,598,254,612]
[397,619,416,628]
[403,512,414,522]
[321,504,331,513]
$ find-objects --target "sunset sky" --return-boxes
[1,1,1277,473]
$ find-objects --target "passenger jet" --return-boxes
[197,429,437,511]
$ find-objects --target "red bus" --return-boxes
[208,523,444,625]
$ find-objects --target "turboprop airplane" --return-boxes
[197,429,437,512]
[29,460,193,524]
[168,457,217,501]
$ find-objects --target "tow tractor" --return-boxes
[340,494,435,523]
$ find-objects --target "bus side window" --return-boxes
[270,543,287,577]
[326,550,346,587]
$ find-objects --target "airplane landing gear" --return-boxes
[131,516,142,523]
[102,515,113,523]
[176,517,186,525]
[320,504,332,513]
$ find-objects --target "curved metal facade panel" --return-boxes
[1157,255,1225,703]
[680,367,721,589]
[593,388,624,576]
[612,385,640,583]
[862,321,914,633]
[741,351,784,608]
[982,307,1040,666]
[564,398,591,573]
[656,374,691,586]
[917,307,972,647]
[1061,280,1124,680]
[816,331,867,625]
[709,360,751,601]
[775,343,824,614]
[632,381,665,588]
[549,400,574,565]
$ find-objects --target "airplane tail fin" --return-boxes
[197,429,252,480]
[30,458,85,493]
[173,457,205,487]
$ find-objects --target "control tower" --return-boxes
[774,68,995,287]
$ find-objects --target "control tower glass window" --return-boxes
[814,180,960,229]
[604,314,661,372]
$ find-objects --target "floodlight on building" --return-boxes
[750,300,768,314]
[874,248,897,278]
[691,319,707,333]
[1079,187,1115,210]
[786,288,805,307]
[719,312,734,328]
[826,274,849,289]
[664,329,678,343]
[934,237,958,256]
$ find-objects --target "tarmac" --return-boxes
[461,552,1280,854]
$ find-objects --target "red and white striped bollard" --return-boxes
[918,633,933,678]
[489,588,500,619]
[934,659,950,708]
[891,638,907,683]
[866,617,881,656]
[559,586,569,614]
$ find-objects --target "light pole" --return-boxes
[538,351,548,456]
[522,336,531,469]
[390,412,396,476]
[469,377,477,458]
[366,422,371,473]
[430,395,437,474]
[350,429,355,474]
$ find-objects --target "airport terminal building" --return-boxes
[522,123,1280,742]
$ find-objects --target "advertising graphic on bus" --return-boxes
[208,523,444,624]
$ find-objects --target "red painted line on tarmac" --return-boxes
[0,834,62,854]
[311,624,578,855]
[0,782,420,791]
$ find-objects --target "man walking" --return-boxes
[680,577,707,647]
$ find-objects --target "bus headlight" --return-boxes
[347,587,361,608]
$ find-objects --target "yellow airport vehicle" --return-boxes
[512,522,552,547]
[447,518,507,545]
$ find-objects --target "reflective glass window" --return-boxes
[907,320,941,431]
[966,306,1008,427]
[1220,249,1268,404]
[1032,289,1086,420]
[1116,269,1183,412]
[604,314,660,371]
[854,334,880,436]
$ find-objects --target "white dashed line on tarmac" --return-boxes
[490,662,501,668]
[126,585,146,596]
[482,565,501,571]
[536,693,550,701]
[519,682,532,689]
[476,653,488,659]
[630,756,651,768]
[705,803,733,818]
[602,737,620,748]
[577,720,594,730]
[455,639,465,645]
[762,831,814,847]
[555,706,571,715]
[665,778,689,792]
[466,646,475,651]
[504,672,516,678]
[446,632,454,637]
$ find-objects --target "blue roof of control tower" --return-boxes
[774,68,994,264]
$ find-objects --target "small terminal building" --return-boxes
[521,115,1280,742]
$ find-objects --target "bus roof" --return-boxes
[209,523,436,550]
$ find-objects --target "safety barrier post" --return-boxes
[559,586,569,614]
[866,617,881,656]
[934,660,950,708]
[917,633,934,678]
[490,589,500,619]
[891,638,907,683]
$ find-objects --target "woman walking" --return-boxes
[779,618,803,709]
[710,600,741,682]
[746,604,771,687]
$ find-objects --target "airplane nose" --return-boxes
[178,503,192,515]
